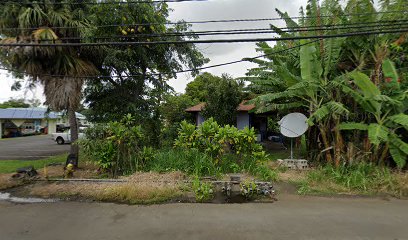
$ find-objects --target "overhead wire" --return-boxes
[1,0,211,5]
[1,27,407,47]
[1,9,408,30]
[22,20,408,42]
[0,40,320,79]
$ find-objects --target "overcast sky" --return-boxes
[0,0,309,103]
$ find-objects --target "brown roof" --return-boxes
[237,100,255,112]
[185,102,205,112]
[185,101,255,112]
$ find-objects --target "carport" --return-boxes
[0,108,58,139]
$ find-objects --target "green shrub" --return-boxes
[174,118,267,164]
[79,114,145,176]
[192,177,214,202]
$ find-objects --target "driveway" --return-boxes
[0,195,407,240]
[0,135,69,160]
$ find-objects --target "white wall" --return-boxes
[48,119,57,135]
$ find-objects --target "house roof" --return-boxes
[186,101,255,113]
[185,102,206,112]
[0,108,59,119]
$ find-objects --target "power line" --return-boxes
[0,40,319,79]
[2,0,210,5]
[1,9,408,30]
[1,28,407,47]
[27,21,408,42]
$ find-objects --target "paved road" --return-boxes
[0,135,69,160]
[0,195,407,240]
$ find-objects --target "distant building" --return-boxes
[0,108,88,139]
[185,101,268,141]
[56,112,89,127]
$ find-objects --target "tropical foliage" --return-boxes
[245,0,408,168]
[174,118,267,163]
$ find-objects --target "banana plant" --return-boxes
[339,67,408,168]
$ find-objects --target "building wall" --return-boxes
[48,119,57,135]
[196,113,205,126]
[237,112,250,130]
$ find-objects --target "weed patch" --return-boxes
[297,163,408,197]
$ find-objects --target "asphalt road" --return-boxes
[0,135,69,160]
[0,195,407,240]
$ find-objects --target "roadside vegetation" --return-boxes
[79,116,279,182]
[0,0,407,203]
[295,163,408,197]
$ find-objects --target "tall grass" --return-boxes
[298,163,406,196]
[145,148,217,177]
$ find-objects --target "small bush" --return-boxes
[192,177,214,202]
[79,114,145,176]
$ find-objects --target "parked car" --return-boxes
[52,127,86,145]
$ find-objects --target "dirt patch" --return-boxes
[0,174,24,190]
[19,172,187,204]
[278,170,307,182]
[40,162,100,179]
[124,171,186,184]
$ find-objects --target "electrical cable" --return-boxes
[0,40,319,79]
[1,28,407,47]
[26,20,408,42]
[1,0,210,5]
[1,9,408,30]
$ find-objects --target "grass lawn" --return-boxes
[0,154,67,174]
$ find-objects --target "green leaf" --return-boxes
[308,105,329,126]
[326,101,349,116]
[389,144,407,169]
[367,124,389,146]
[348,71,380,97]
[339,122,368,131]
[389,113,408,128]
[382,59,400,90]
[388,134,408,155]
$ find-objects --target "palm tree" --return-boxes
[0,1,98,165]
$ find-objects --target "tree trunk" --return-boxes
[319,123,333,164]
[334,118,343,167]
[68,107,79,167]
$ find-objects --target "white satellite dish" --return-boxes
[279,113,308,159]
[279,113,308,138]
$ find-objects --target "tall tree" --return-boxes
[201,74,244,126]
[0,1,99,165]
[83,2,208,121]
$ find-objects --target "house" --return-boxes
[185,101,268,141]
[0,108,88,138]
[0,108,59,138]
[57,112,89,127]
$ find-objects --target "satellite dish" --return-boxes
[279,112,308,138]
